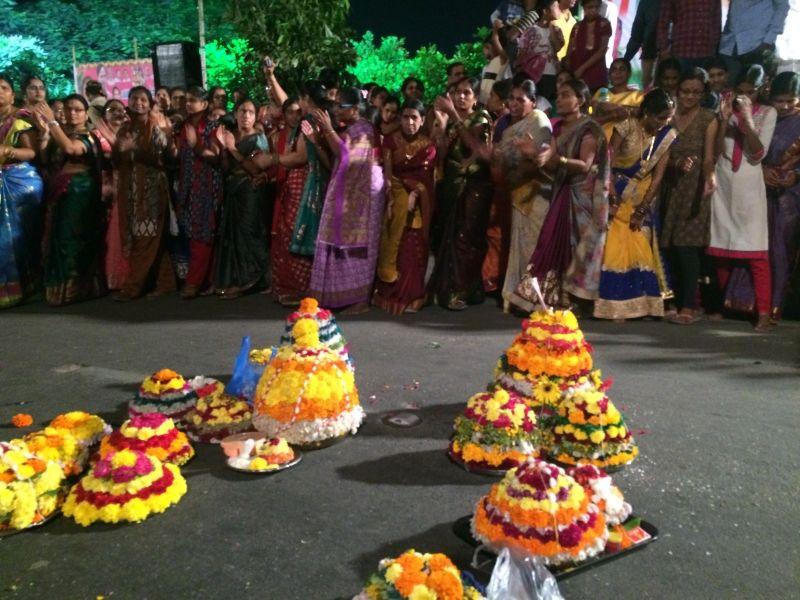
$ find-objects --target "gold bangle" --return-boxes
[559,155,568,166]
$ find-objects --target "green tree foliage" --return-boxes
[204,37,260,103]
[0,35,73,97]
[1,0,234,96]
[231,0,354,92]
[346,28,490,102]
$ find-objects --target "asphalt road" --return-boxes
[1,296,798,599]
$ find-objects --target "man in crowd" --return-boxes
[624,0,661,88]
[657,0,721,70]
[85,79,106,127]
[446,62,467,87]
[719,0,790,79]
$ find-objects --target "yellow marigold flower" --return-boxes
[384,562,403,584]
[408,585,437,600]
[589,430,605,444]
[573,429,588,441]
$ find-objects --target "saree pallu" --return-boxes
[271,165,313,299]
[310,119,385,308]
[43,171,106,305]
[0,162,44,308]
[93,127,128,290]
[594,125,676,319]
[290,116,329,255]
[514,117,610,309]
[481,164,510,293]
[214,172,269,292]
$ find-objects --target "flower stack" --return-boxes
[567,464,632,526]
[0,440,65,531]
[184,391,253,444]
[492,309,594,415]
[227,438,296,471]
[253,317,363,445]
[99,413,194,466]
[280,297,351,364]
[449,388,541,471]
[189,376,225,401]
[354,549,485,600]
[471,458,608,565]
[547,383,638,469]
[49,411,111,451]
[63,448,187,526]
[129,369,198,424]
[23,427,84,476]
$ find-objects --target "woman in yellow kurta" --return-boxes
[591,59,644,141]
[594,89,676,320]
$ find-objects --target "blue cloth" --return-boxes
[0,162,44,308]
[719,0,790,56]
[598,268,662,301]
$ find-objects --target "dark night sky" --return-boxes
[349,0,498,52]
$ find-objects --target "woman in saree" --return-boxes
[33,95,105,306]
[373,100,437,314]
[710,66,777,332]
[428,77,493,311]
[212,99,270,298]
[496,80,554,313]
[92,99,129,290]
[112,86,176,301]
[591,58,644,141]
[0,74,44,308]
[594,89,677,320]
[176,86,223,299]
[721,71,800,325]
[259,84,331,306]
[660,69,719,325]
[307,87,385,313]
[511,78,610,311]
[18,76,47,122]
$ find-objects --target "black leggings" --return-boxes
[671,246,702,310]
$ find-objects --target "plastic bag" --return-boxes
[486,547,564,600]
[225,337,274,403]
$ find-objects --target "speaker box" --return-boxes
[152,42,202,89]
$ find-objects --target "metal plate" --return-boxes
[0,510,60,539]
[452,514,658,581]
[226,451,303,474]
[447,449,518,477]
[293,435,347,451]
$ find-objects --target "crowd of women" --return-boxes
[1,4,799,331]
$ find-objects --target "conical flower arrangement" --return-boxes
[99,413,194,467]
[280,298,351,364]
[129,369,198,423]
[184,391,253,443]
[253,318,363,445]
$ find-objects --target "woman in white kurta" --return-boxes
[707,66,777,332]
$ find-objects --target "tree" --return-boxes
[0,35,72,97]
[204,37,260,103]
[231,0,353,92]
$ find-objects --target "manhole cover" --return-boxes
[382,412,422,428]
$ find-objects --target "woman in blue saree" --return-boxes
[0,74,44,308]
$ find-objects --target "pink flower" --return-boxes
[131,413,168,428]
[134,454,153,475]
[111,466,137,483]
[493,415,512,429]
[558,524,583,548]
[93,459,111,478]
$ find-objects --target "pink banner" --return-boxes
[74,59,154,105]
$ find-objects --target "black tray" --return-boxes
[452,514,658,581]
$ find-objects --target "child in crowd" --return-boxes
[510,0,563,102]
[480,24,512,105]
[491,0,535,27]
[654,58,682,99]
[565,0,612,92]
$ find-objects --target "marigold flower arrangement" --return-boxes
[253,318,363,445]
[227,437,295,471]
[493,310,594,416]
[99,413,194,466]
[567,464,632,526]
[472,458,608,565]
[547,384,638,469]
[280,297,351,364]
[23,427,84,476]
[354,549,485,600]
[0,440,65,531]
[184,391,253,444]
[449,389,541,471]
[129,368,198,424]
[49,411,111,449]
[63,448,187,526]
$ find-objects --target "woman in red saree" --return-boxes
[374,100,437,314]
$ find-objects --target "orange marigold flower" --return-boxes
[299,297,319,313]
[426,569,463,600]
[394,570,427,597]
[428,553,455,571]
[12,413,34,428]
[153,369,180,382]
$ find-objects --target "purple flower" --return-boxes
[111,466,137,483]
[558,524,583,548]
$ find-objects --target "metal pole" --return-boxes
[133,37,139,61]
[197,0,208,87]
